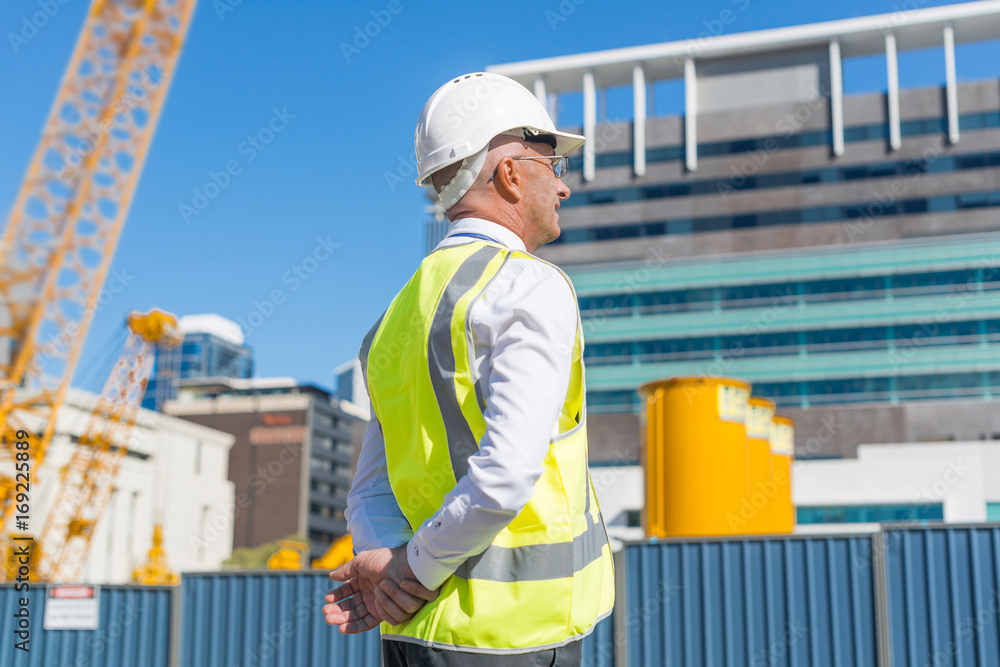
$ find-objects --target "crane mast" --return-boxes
[33,310,181,583]
[0,0,197,539]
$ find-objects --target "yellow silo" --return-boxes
[639,376,750,538]
[745,396,776,534]
[770,415,796,533]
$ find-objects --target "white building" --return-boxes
[593,440,1000,542]
[794,440,1000,530]
[32,388,236,583]
[591,463,645,544]
[334,358,371,418]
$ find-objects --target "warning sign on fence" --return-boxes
[43,585,100,630]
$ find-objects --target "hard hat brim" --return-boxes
[550,129,586,158]
[416,127,586,188]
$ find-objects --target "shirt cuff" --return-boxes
[366,530,413,552]
[406,532,460,591]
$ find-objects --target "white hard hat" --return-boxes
[414,72,585,208]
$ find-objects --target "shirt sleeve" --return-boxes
[345,414,413,551]
[406,260,579,590]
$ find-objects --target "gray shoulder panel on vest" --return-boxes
[358,310,385,395]
[427,245,503,482]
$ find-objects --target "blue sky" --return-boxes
[1,0,997,393]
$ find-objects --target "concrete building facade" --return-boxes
[461,1,1000,461]
[165,378,363,557]
[35,389,236,583]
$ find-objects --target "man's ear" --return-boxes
[492,156,522,203]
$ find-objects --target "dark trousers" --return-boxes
[382,638,582,667]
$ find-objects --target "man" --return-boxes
[323,72,614,666]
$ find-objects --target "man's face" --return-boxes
[518,142,571,250]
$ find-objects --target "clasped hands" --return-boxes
[322,545,439,634]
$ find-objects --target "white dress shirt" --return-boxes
[346,217,580,590]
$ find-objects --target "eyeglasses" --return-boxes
[488,155,569,182]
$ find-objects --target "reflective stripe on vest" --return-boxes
[361,240,615,653]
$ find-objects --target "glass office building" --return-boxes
[468,4,1000,460]
[142,314,253,411]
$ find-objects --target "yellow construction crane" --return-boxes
[29,309,182,583]
[266,540,311,571]
[0,0,197,543]
[311,533,353,571]
[265,534,354,571]
[132,522,180,585]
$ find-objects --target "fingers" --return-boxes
[325,578,358,604]
[322,596,366,625]
[322,602,355,625]
[379,579,423,615]
[374,586,410,625]
[339,613,381,634]
[398,578,440,602]
[329,560,356,582]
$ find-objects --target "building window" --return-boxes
[550,188,1000,245]
[311,480,332,495]
[987,503,1000,522]
[796,504,943,524]
[310,503,333,518]
[562,112,999,180]
[309,458,332,472]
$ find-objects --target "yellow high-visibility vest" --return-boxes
[361,239,615,653]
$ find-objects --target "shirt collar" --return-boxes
[444,218,527,252]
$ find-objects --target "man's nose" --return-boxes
[556,177,571,201]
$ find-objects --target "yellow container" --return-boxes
[770,415,796,534]
[744,397,776,534]
[640,376,750,538]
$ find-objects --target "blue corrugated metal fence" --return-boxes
[179,571,614,667]
[622,535,879,667]
[5,525,999,666]
[881,524,1000,667]
[180,571,380,667]
[0,583,174,667]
